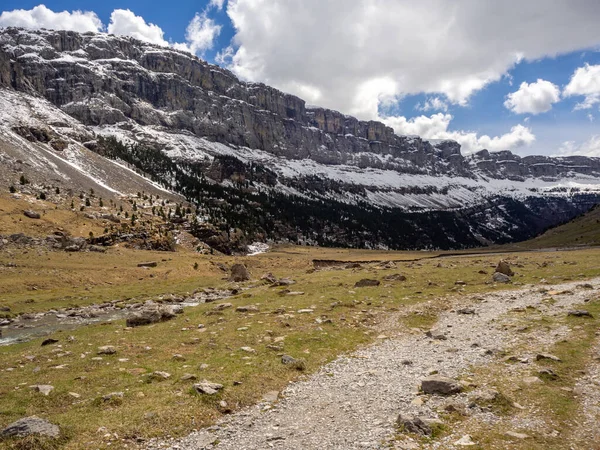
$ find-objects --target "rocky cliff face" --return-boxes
[1,27,599,250]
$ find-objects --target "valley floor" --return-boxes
[1,240,600,449]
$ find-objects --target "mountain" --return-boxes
[1,27,599,252]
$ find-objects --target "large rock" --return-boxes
[229,264,250,282]
[1,416,60,438]
[495,260,514,277]
[493,272,511,283]
[194,380,224,395]
[23,210,41,219]
[125,306,176,327]
[354,279,380,288]
[421,375,463,395]
[396,414,431,435]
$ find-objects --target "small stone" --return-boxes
[236,305,259,313]
[180,373,198,381]
[505,431,529,439]
[240,347,256,353]
[281,355,306,371]
[68,392,81,398]
[456,308,475,315]
[262,390,279,402]
[568,310,592,317]
[493,272,511,283]
[148,371,171,381]
[536,353,561,362]
[297,309,314,314]
[421,376,462,395]
[97,346,117,355]
[137,261,158,268]
[214,303,233,311]
[102,392,124,401]
[396,414,431,436]
[522,376,541,384]
[194,380,223,395]
[538,368,559,380]
[454,435,476,446]
[30,385,54,396]
[23,210,41,219]
[172,354,186,361]
[354,279,380,288]
[41,338,59,346]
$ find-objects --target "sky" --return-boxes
[0,1,599,157]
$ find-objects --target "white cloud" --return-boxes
[180,12,221,55]
[107,9,167,46]
[0,4,102,32]
[210,0,227,10]
[556,135,600,157]
[223,0,600,120]
[504,79,560,114]
[416,97,449,112]
[382,113,535,154]
[564,64,600,110]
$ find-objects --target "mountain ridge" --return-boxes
[1,26,600,252]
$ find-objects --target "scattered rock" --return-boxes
[97,346,117,355]
[505,431,529,440]
[455,280,467,286]
[495,260,514,276]
[396,414,431,436]
[236,305,259,313]
[126,306,176,327]
[23,210,41,219]
[102,392,124,401]
[493,272,511,283]
[261,273,277,284]
[281,355,306,371]
[536,353,561,362]
[426,329,448,340]
[421,375,463,395]
[137,261,158,268]
[1,416,60,438]
[148,371,171,381]
[354,279,380,288]
[383,274,407,282]
[568,310,592,317]
[229,264,250,282]
[538,368,559,380]
[194,380,223,395]
[421,375,462,395]
[30,385,54,396]
[454,435,476,446]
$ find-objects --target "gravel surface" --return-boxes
[147,278,600,450]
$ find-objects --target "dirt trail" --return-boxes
[148,278,600,450]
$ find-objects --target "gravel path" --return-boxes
[148,278,600,450]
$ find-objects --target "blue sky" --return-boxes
[1,1,599,157]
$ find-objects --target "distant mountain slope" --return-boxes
[517,205,600,249]
[0,27,599,251]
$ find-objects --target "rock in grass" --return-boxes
[421,375,463,395]
[535,353,561,362]
[383,273,407,282]
[1,416,59,438]
[125,306,176,327]
[102,392,124,401]
[30,385,54,396]
[505,431,529,439]
[495,260,514,276]
[137,261,157,268]
[23,210,41,219]
[568,310,592,317]
[194,380,223,395]
[41,338,59,346]
[492,272,511,283]
[396,414,432,436]
[148,371,171,381]
[454,435,476,446]
[97,346,116,355]
[236,305,259,313]
[354,279,380,288]
[229,264,250,282]
[281,355,306,371]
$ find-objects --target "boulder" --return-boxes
[125,306,176,327]
[229,264,250,282]
[354,279,380,288]
[396,414,432,436]
[23,210,41,219]
[495,260,514,277]
[493,272,511,283]
[421,375,463,395]
[1,416,60,438]
[97,346,116,355]
[194,380,223,395]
